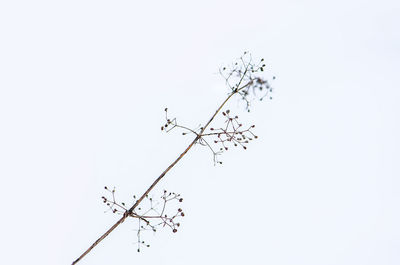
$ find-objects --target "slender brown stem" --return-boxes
[71,80,252,265]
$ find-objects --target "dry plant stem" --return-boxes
[71,81,252,265]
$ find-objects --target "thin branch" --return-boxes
[72,53,272,264]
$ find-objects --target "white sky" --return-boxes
[1,1,399,265]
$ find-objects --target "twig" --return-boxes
[71,52,272,264]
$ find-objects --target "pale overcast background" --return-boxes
[1,1,399,265]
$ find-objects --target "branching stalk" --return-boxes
[71,53,273,264]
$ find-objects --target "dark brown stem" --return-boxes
[71,80,252,265]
